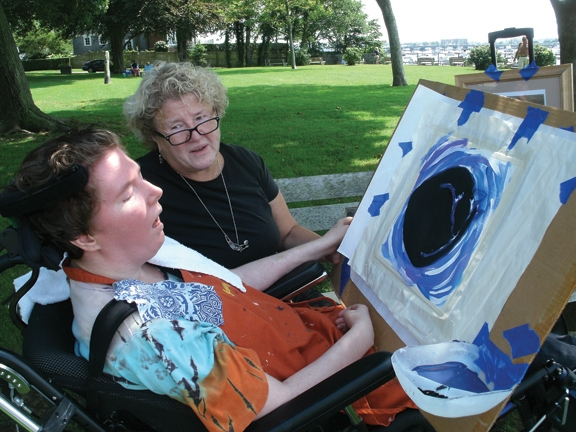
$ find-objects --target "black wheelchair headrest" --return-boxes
[0,164,88,218]
[0,164,89,270]
[16,219,63,270]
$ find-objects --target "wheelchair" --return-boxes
[0,184,434,432]
[3,177,575,432]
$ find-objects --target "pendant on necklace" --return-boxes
[225,236,249,252]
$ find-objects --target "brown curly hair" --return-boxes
[7,128,123,259]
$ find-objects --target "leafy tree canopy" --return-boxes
[1,0,106,37]
[534,44,556,67]
[15,22,72,59]
[469,44,504,70]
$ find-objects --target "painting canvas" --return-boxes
[342,81,576,345]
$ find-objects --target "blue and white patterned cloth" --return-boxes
[113,279,224,326]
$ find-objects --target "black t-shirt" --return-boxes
[137,143,281,268]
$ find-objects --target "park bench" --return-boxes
[266,59,287,66]
[310,57,326,65]
[417,56,435,66]
[449,56,465,66]
[276,171,373,231]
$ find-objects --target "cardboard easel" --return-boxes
[336,80,576,431]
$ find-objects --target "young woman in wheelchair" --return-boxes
[5,128,415,431]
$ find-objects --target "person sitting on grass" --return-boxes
[131,60,140,77]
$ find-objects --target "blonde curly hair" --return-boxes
[123,62,229,149]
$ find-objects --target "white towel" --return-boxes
[14,267,70,325]
[14,236,245,323]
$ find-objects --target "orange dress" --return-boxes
[180,270,416,426]
[65,265,415,430]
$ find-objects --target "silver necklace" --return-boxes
[179,157,249,252]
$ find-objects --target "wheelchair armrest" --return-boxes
[246,351,395,432]
[263,260,327,301]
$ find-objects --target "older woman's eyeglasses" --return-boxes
[154,116,220,146]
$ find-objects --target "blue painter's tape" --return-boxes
[399,141,413,157]
[472,323,529,390]
[368,193,389,217]
[484,64,504,81]
[339,257,351,296]
[508,106,549,151]
[561,125,575,132]
[502,324,540,359]
[519,61,539,80]
[560,177,576,204]
[458,90,485,126]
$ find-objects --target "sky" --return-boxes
[361,0,559,44]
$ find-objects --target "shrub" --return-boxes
[294,49,311,66]
[15,25,71,60]
[154,41,169,52]
[534,44,556,67]
[21,58,66,71]
[468,45,504,70]
[343,47,362,66]
[189,44,208,66]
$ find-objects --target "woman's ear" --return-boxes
[70,234,100,252]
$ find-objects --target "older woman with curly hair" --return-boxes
[124,62,339,271]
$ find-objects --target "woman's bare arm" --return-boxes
[231,217,351,290]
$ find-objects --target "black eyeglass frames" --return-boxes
[154,116,220,146]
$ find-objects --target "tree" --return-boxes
[468,45,504,70]
[140,0,222,63]
[315,0,380,53]
[14,22,72,59]
[97,0,145,74]
[534,44,556,67]
[375,0,406,86]
[0,0,104,133]
[550,0,576,102]
[343,47,362,65]
[0,5,65,133]
[285,0,297,68]
[255,12,282,65]
[261,0,324,68]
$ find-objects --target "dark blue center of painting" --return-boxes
[403,167,477,268]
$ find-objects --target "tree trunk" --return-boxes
[108,28,126,74]
[245,26,251,67]
[224,29,232,68]
[234,21,245,67]
[0,4,65,133]
[258,24,274,66]
[300,11,310,50]
[285,0,296,69]
[550,0,576,103]
[176,27,189,62]
[375,0,407,86]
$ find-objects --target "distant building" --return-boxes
[72,34,166,55]
[440,39,469,47]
